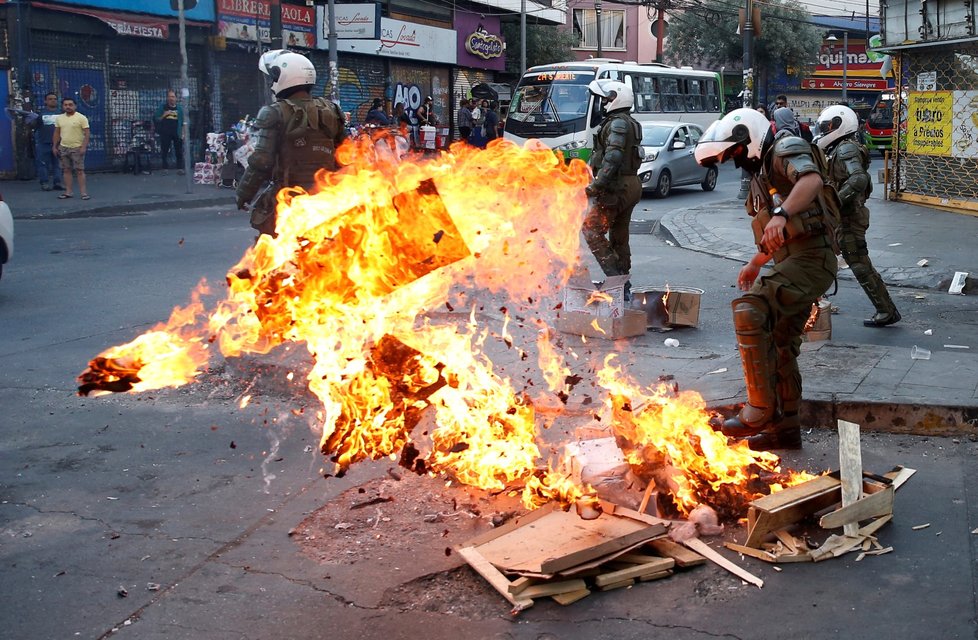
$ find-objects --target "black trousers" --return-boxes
[158,131,183,169]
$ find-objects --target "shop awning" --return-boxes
[31,2,210,40]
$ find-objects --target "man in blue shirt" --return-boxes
[33,92,64,191]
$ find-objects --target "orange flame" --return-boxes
[77,135,812,516]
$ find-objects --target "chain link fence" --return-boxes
[889,43,978,212]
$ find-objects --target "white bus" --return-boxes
[503,59,724,162]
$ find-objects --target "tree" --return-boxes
[666,0,822,82]
[500,23,579,75]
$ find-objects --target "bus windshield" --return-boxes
[867,96,894,130]
[507,70,594,126]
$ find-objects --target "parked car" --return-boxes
[637,121,717,198]
[0,194,13,281]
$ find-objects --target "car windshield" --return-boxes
[641,124,674,147]
[508,74,592,124]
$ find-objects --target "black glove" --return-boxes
[585,183,601,198]
[236,197,248,211]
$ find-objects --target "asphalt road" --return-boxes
[1,169,976,639]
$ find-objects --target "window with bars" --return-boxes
[572,9,625,50]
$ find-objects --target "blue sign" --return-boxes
[52,0,215,21]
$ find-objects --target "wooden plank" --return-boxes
[597,578,635,591]
[456,546,534,611]
[638,569,673,582]
[594,558,675,586]
[683,538,764,588]
[884,466,917,491]
[725,542,777,562]
[819,486,894,530]
[749,475,841,513]
[647,538,707,567]
[507,577,535,596]
[618,553,666,564]
[774,529,799,554]
[462,504,556,548]
[859,514,893,537]
[838,419,863,537]
[744,490,842,548]
[599,501,673,527]
[519,579,588,599]
[473,507,666,575]
[556,539,659,576]
[551,589,591,606]
[638,482,655,515]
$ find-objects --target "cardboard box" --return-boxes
[556,308,647,340]
[563,273,630,318]
[631,286,702,328]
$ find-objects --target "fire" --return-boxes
[77,134,811,517]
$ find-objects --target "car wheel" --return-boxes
[702,166,718,192]
[654,170,671,198]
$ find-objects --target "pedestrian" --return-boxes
[32,92,64,192]
[482,101,499,143]
[52,97,91,200]
[236,50,347,237]
[364,98,390,126]
[457,98,474,143]
[154,89,185,175]
[769,93,788,114]
[416,96,437,127]
[755,105,769,119]
[582,80,643,300]
[815,104,900,327]
[772,106,800,138]
[694,108,839,450]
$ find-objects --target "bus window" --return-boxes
[631,74,660,113]
[686,79,705,112]
[660,77,683,112]
[706,79,720,111]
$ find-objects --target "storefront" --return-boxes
[453,13,504,137]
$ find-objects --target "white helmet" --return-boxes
[259,50,316,97]
[814,104,860,150]
[588,79,633,112]
[694,108,774,171]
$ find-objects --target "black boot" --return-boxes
[721,405,783,438]
[745,413,802,451]
[863,309,901,327]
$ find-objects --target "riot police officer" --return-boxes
[695,108,839,451]
[583,80,643,290]
[815,104,900,327]
[236,50,347,237]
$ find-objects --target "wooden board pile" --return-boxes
[456,502,707,611]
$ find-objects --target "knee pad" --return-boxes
[847,258,874,281]
[731,296,769,333]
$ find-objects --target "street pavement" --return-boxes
[2,161,978,638]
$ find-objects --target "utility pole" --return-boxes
[327,0,339,103]
[737,0,756,200]
[595,0,603,57]
[655,2,666,63]
[520,0,527,73]
[841,31,848,104]
[178,0,193,193]
[269,0,283,49]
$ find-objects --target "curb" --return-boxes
[15,195,236,220]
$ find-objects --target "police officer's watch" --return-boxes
[772,206,789,219]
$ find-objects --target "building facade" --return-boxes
[0,0,565,177]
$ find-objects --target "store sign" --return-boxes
[316,4,381,40]
[800,77,889,91]
[37,0,214,20]
[906,92,953,156]
[334,17,456,64]
[103,16,169,39]
[465,26,503,60]
[217,0,316,47]
[816,40,881,73]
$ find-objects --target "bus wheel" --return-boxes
[702,166,718,192]
[654,170,671,198]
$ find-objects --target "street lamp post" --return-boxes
[595,0,603,57]
[827,32,849,105]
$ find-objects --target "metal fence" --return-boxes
[889,43,978,213]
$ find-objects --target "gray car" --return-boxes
[637,121,718,198]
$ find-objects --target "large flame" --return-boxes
[78,134,810,515]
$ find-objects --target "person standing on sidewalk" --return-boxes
[695,108,838,451]
[815,104,900,327]
[583,80,642,297]
[52,97,90,200]
[154,90,185,175]
[33,92,64,192]
[456,98,474,144]
[235,50,346,237]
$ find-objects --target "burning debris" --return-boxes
[77,136,809,520]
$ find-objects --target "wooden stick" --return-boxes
[594,557,675,586]
[725,542,777,562]
[683,538,764,588]
[819,486,894,529]
[551,589,591,605]
[457,546,534,610]
[838,420,863,537]
[519,579,588,599]
[647,538,706,567]
[507,577,536,596]
[597,578,635,591]
[638,481,655,515]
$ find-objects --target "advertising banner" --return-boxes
[38,0,214,20]
[455,13,504,72]
[800,77,889,91]
[906,91,953,156]
[335,17,456,64]
[217,0,316,47]
[316,4,382,41]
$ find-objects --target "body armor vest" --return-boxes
[277,97,343,189]
[591,112,642,178]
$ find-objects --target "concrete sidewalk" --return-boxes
[2,171,235,219]
[654,192,978,435]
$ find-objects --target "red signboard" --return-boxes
[217,0,316,47]
[801,77,889,91]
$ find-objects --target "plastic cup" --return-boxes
[910,345,931,360]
